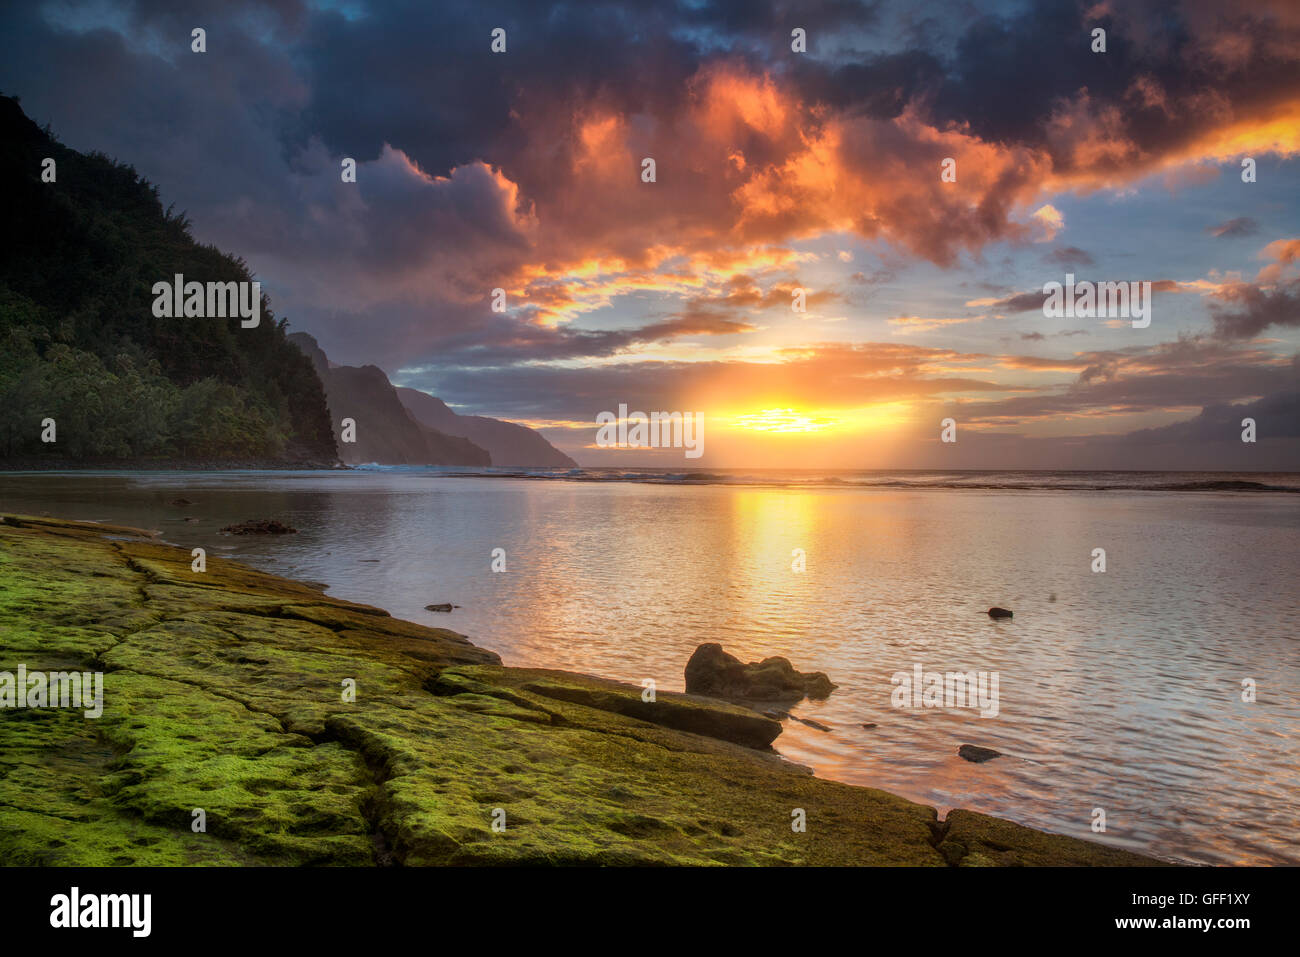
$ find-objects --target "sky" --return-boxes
[3,0,1298,469]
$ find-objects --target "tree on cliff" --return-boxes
[0,94,336,464]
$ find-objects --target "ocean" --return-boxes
[2,467,1297,865]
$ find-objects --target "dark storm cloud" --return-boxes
[982,290,1051,313]
[958,338,1296,424]
[1116,388,1300,443]
[795,49,944,119]
[938,386,1300,471]
[303,292,759,373]
[1208,280,1300,339]
[1208,216,1260,238]
[292,0,799,185]
[675,0,884,35]
[1043,246,1095,267]
[912,0,1300,177]
[924,0,1132,147]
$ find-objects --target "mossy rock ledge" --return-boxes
[0,515,1162,866]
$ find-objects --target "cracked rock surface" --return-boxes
[0,516,1159,866]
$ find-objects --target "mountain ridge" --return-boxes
[397,386,578,469]
[288,332,490,466]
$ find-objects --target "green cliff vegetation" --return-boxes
[0,516,1161,866]
[0,95,335,464]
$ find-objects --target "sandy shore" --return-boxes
[0,514,1161,866]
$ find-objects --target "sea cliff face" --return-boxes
[287,332,490,467]
[0,516,1159,866]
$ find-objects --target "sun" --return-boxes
[731,408,834,433]
[723,402,916,437]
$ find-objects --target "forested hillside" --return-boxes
[0,95,336,464]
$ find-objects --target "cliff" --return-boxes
[288,332,490,466]
[0,95,336,466]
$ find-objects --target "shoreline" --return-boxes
[0,514,1165,866]
[0,460,345,472]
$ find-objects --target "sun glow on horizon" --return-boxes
[731,408,833,433]
[724,402,915,436]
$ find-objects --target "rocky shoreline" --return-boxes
[0,515,1162,866]
[0,459,342,471]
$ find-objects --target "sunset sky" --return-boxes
[3,0,1298,468]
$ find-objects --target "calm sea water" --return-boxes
[2,468,1297,865]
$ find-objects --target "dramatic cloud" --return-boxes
[1207,239,1300,338]
[1209,281,1300,339]
[2,0,1297,467]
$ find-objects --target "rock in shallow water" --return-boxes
[685,642,837,702]
[958,744,1003,763]
[220,519,297,535]
[987,607,1013,619]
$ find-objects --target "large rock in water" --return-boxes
[685,643,836,702]
[430,667,784,750]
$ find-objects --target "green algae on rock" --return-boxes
[0,515,1162,866]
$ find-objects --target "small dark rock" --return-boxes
[958,744,1003,763]
[168,498,195,507]
[987,607,1013,619]
[424,603,459,612]
[220,519,297,535]
[861,722,878,730]
[685,642,837,702]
